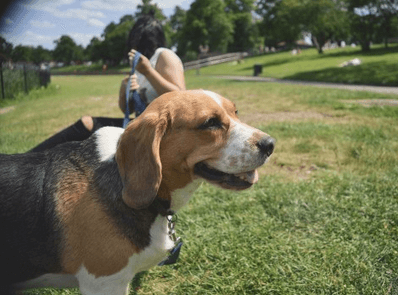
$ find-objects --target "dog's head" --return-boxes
[116,90,275,209]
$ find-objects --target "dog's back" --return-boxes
[0,145,79,289]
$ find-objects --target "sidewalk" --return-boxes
[214,75,398,96]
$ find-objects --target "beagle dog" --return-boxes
[0,90,275,294]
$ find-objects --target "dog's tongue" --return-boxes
[236,170,258,184]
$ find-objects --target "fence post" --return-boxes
[23,64,28,94]
[0,62,4,99]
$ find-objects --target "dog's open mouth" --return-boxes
[194,162,258,190]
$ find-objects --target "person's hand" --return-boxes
[129,74,139,91]
[128,49,151,75]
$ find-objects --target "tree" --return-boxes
[256,0,303,48]
[374,0,398,48]
[85,36,104,62]
[303,0,349,54]
[170,6,186,32]
[347,0,378,51]
[32,46,52,64]
[53,35,80,65]
[10,45,34,62]
[257,0,350,53]
[169,6,187,50]
[178,0,233,56]
[74,45,85,62]
[345,0,398,51]
[119,15,134,24]
[0,36,13,61]
[135,0,166,21]
[100,15,134,65]
[225,0,259,52]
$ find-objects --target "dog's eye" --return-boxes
[198,117,222,130]
[235,109,239,115]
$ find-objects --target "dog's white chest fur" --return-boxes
[76,216,174,295]
[75,180,201,295]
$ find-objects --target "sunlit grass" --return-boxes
[191,44,398,86]
[1,75,398,294]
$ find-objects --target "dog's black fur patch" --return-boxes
[0,133,165,291]
[0,150,66,287]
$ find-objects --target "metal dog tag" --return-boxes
[158,238,183,266]
[158,214,183,266]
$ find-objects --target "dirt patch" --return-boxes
[343,99,398,107]
[90,97,103,101]
[0,106,15,115]
[258,159,322,181]
[240,111,335,124]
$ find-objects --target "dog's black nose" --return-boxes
[257,136,275,157]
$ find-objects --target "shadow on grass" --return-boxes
[284,61,398,86]
[318,44,398,59]
[129,271,148,294]
[239,45,398,74]
[240,58,293,72]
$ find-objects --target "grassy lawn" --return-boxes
[1,75,398,294]
[51,43,398,87]
[50,64,128,73]
[195,44,398,87]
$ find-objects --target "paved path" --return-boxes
[215,75,398,95]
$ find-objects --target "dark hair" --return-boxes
[127,13,166,59]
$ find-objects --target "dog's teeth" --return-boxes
[235,170,258,184]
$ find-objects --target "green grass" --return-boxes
[1,75,398,294]
[50,63,128,73]
[0,75,123,153]
[193,44,398,86]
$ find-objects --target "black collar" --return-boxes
[149,197,174,217]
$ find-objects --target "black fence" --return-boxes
[0,62,51,99]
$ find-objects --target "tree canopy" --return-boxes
[2,0,397,65]
[177,0,234,56]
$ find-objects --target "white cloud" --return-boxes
[69,32,100,47]
[81,0,193,12]
[25,31,53,42]
[24,0,76,11]
[30,20,56,28]
[81,0,140,11]
[25,0,105,21]
[43,7,105,20]
[87,18,105,27]
[1,30,54,48]
[154,0,193,10]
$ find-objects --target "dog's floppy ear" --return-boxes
[116,112,167,209]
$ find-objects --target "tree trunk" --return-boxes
[361,40,371,52]
[312,33,327,54]
[312,36,323,54]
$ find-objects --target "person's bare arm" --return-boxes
[118,49,185,114]
[149,50,186,94]
[130,49,186,95]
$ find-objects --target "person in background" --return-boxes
[30,12,185,153]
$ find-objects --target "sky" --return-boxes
[0,0,194,50]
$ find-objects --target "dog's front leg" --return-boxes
[76,266,134,295]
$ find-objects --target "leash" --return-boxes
[123,51,146,128]
[123,54,183,265]
[158,214,184,266]
[151,199,183,266]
